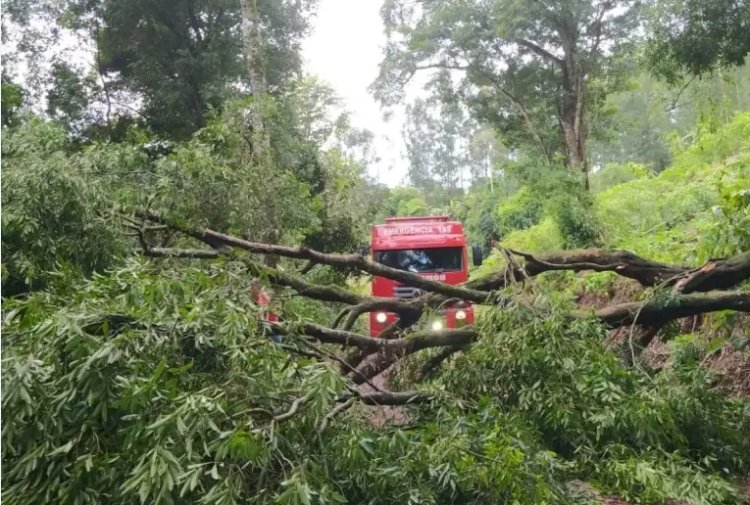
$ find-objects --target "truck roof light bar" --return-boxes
[384,215,450,223]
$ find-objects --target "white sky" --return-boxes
[302,0,410,186]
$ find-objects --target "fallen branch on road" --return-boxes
[132,209,750,389]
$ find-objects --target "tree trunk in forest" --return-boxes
[239,0,271,166]
[559,49,589,190]
[240,0,277,266]
[560,103,588,188]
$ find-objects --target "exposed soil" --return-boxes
[568,479,694,505]
[705,344,750,398]
[579,276,750,398]
[359,367,408,428]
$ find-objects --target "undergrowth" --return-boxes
[418,301,750,504]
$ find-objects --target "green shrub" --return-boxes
[595,113,750,263]
[496,186,544,238]
[433,303,750,501]
[1,120,128,295]
[502,216,564,252]
[696,153,750,260]
[551,190,604,248]
[581,271,619,296]
[590,162,652,194]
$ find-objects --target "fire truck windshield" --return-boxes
[374,247,463,273]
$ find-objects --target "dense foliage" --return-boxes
[4,263,749,504]
[646,0,750,83]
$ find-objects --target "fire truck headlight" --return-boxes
[375,312,387,324]
[431,319,444,331]
[455,309,467,321]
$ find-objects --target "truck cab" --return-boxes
[368,216,481,336]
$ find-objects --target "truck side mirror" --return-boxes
[472,245,483,267]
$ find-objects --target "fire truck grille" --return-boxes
[393,285,422,299]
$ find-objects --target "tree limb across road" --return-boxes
[133,211,750,398]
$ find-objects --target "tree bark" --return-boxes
[673,252,750,293]
[559,71,588,188]
[239,0,271,166]
[514,249,750,292]
[520,248,686,286]
[592,291,750,328]
[556,18,589,189]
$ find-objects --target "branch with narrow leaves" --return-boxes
[317,389,433,434]
[318,397,356,434]
[136,211,750,299]
[133,211,750,377]
[356,390,432,405]
[136,210,491,303]
[289,324,477,384]
[297,324,477,355]
[273,388,429,427]
[349,329,477,384]
[295,339,386,393]
[418,345,466,381]
[273,391,316,422]
[143,241,462,336]
[144,245,366,305]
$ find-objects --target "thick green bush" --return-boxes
[1,120,128,295]
[433,303,750,503]
[595,113,750,263]
[495,186,544,238]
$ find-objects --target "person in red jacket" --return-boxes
[250,279,282,342]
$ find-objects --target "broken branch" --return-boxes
[138,210,491,303]
[592,291,750,328]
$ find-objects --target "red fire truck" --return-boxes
[368,216,482,336]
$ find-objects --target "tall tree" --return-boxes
[240,0,271,164]
[467,125,509,186]
[404,98,467,189]
[646,0,750,83]
[590,64,750,171]
[81,0,242,137]
[1,75,24,127]
[404,98,507,191]
[5,0,318,138]
[375,0,641,188]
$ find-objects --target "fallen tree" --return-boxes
[131,211,750,405]
[4,212,749,505]
[474,248,750,293]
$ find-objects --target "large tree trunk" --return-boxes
[240,0,277,267]
[557,20,589,190]
[560,64,589,189]
[239,0,271,166]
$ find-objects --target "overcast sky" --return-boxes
[302,0,410,186]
